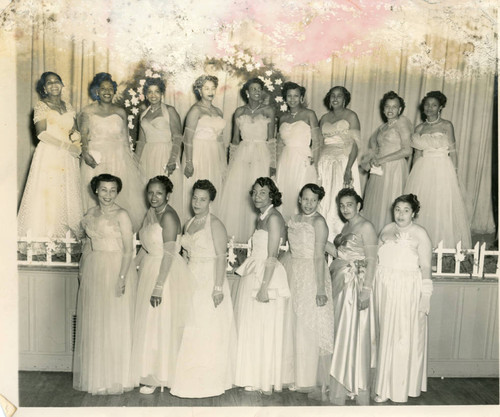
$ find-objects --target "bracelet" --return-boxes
[213,285,223,292]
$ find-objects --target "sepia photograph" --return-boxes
[0,0,498,416]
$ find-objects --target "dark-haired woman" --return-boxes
[276,82,319,221]
[182,75,226,219]
[317,86,362,241]
[219,78,276,243]
[73,174,137,395]
[404,91,471,248]
[281,183,333,393]
[374,194,432,403]
[130,176,194,394]
[327,188,378,405]
[136,78,184,219]
[18,72,83,251]
[361,91,412,233]
[234,177,292,393]
[79,72,146,232]
[171,179,236,398]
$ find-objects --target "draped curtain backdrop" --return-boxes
[16,13,496,236]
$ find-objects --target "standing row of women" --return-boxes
[17,71,471,256]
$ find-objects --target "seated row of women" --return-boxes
[73,173,432,406]
[17,71,471,261]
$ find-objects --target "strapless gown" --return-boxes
[317,120,361,240]
[18,101,83,249]
[182,115,227,218]
[276,121,318,221]
[139,105,183,219]
[404,132,471,248]
[219,114,272,242]
[80,113,147,232]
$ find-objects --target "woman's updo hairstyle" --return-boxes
[392,193,420,217]
[380,90,405,123]
[193,75,219,100]
[90,173,123,194]
[192,179,217,201]
[250,177,282,207]
[323,86,351,110]
[147,175,173,195]
[36,72,64,98]
[281,81,306,100]
[336,187,363,211]
[299,183,326,201]
[89,72,117,101]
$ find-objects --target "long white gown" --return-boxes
[317,120,361,240]
[182,115,227,218]
[80,113,147,233]
[234,229,292,392]
[404,132,471,248]
[374,232,428,402]
[73,211,137,395]
[218,114,271,243]
[170,214,236,398]
[281,217,334,390]
[139,105,183,219]
[18,101,83,249]
[130,208,194,389]
[276,121,318,221]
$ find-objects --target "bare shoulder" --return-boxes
[210,214,227,234]
[161,207,181,229]
[234,106,245,117]
[114,106,127,118]
[262,104,275,118]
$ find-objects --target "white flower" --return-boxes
[137,86,143,95]
[124,99,131,108]
[145,69,153,77]
[131,107,139,115]
[242,53,251,62]
[139,79,146,86]
[128,122,135,129]
[131,96,139,106]
[152,73,161,78]
[265,70,273,76]
[128,88,136,96]
[274,78,282,85]
[254,62,262,69]
[267,85,275,92]
[139,94,145,101]
[235,59,243,68]
[280,103,288,112]
[455,251,466,262]
[128,115,135,121]
[275,96,283,103]
[246,63,254,72]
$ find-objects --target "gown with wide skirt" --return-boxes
[73,210,138,395]
[404,132,471,248]
[138,105,184,219]
[374,232,428,403]
[80,113,147,232]
[317,120,362,241]
[362,122,409,233]
[182,115,226,219]
[18,101,83,251]
[170,214,236,398]
[130,208,195,389]
[219,114,271,243]
[281,217,334,391]
[276,121,318,221]
[329,232,376,404]
[234,228,292,393]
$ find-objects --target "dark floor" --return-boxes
[19,371,499,407]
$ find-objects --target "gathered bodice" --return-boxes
[412,132,450,157]
[193,115,226,142]
[287,219,315,258]
[33,101,75,142]
[336,232,366,261]
[280,121,311,148]
[321,120,350,146]
[140,106,172,144]
[139,208,180,256]
[237,114,270,143]
[181,215,216,261]
[378,232,420,271]
[82,212,123,252]
[376,125,404,156]
[249,229,270,259]
[89,114,127,144]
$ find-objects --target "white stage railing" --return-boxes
[17,232,498,279]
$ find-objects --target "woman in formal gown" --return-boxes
[404,91,471,248]
[73,174,137,395]
[374,194,433,403]
[170,180,236,398]
[136,78,184,219]
[362,91,412,233]
[317,86,362,241]
[219,78,276,243]
[18,72,83,251]
[276,81,319,221]
[80,72,147,232]
[327,188,378,405]
[130,176,194,394]
[281,183,334,394]
[182,75,226,218]
[234,177,292,393]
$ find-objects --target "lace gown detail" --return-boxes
[80,113,147,232]
[317,120,361,240]
[276,121,318,221]
[281,218,334,390]
[73,212,138,395]
[130,208,194,389]
[18,101,83,248]
[139,105,183,219]
[182,115,227,218]
[170,214,236,398]
[374,233,428,402]
[404,132,471,248]
[234,229,292,392]
[329,233,376,397]
[219,114,271,242]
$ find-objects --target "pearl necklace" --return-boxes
[425,116,441,125]
[302,211,316,218]
[154,203,168,216]
[193,213,208,225]
[247,103,262,114]
[290,110,300,118]
[387,118,398,127]
[259,204,274,221]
